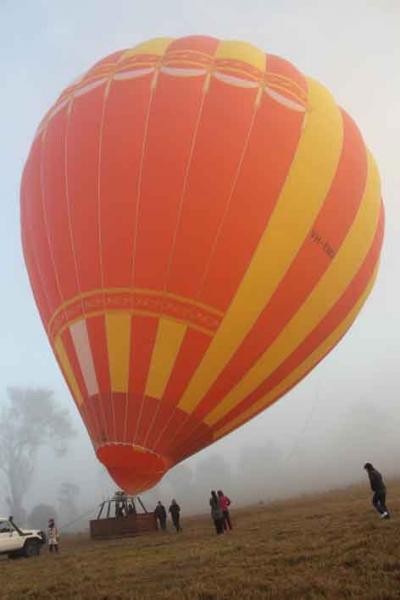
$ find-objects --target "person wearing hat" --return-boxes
[363,462,390,519]
[48,518,60,553]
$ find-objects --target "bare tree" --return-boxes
[0,388,75,521]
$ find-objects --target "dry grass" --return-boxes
[2,482,400,600]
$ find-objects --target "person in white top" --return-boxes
[48,518,60,553]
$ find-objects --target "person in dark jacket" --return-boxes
[209,490,224,535]
[154,501,167,530]
[364,462,390,519]
[169,499,182,532]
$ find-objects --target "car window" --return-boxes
[0,521,12,533]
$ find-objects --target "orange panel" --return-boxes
[20,182,52,325]
[125,316,159,442]
[100,73,153,288]
[23,138,62,314]
[168,35,219,54]
[267,54,308,95]
[66,86,105,293]
[133,68,210,290]
[42,107,80,300]
[96,443,171,494]
[135,395,160,447]
[166,77,262,300]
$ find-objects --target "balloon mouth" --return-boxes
[97,444,171,494]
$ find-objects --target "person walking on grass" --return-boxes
[169,499,182,532]
[364,462,390,519]
[209,490,224,535]
[218,490,232,531]
[155,501,167,531]
[48,518,60,553]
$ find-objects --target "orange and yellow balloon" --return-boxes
[20,36,384,493]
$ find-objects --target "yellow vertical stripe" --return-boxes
[214,266,378,440]
[145,318,187,399]
[178,77,343,413]
[54,337,83,405]
[216,40,266,72]
[205,152,381,425]
[105,312,131,392]
[123,37,174,59]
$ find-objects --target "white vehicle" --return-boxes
[0,516,45,558]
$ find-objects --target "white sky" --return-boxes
[1,0,399,506]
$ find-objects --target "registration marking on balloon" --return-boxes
[310,229,336,259]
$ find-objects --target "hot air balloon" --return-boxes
[20,36,384,494]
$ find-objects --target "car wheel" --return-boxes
[24,540,40,558]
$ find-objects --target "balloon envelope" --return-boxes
[21,36,384,493]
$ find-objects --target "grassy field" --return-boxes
[2,482,400,600]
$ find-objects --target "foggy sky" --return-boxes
[1,0,399,519]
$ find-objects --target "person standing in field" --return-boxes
[169,499,182,532]
[155,501,167,531]
[218,490,232,530]
[127,502,136,516]
[363,462,390,519]
[209,490,224,535]
[48,518,60,553]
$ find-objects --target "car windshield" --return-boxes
[0,521,12,533]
